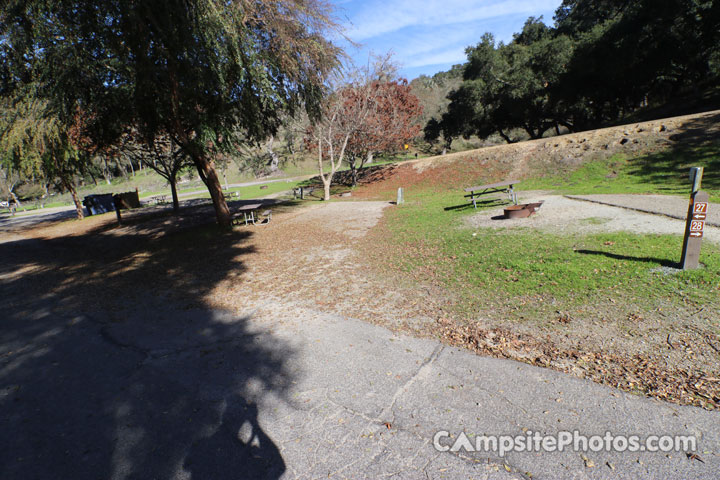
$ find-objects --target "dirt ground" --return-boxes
[207,201,442,332]
[4,194,718,410]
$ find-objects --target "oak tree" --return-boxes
[1,0,342,226]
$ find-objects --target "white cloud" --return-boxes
[346,0,560,41]
[392,26,474,57]
[404,47,468,68]
[336,0,562,78]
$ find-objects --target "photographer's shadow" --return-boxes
[185,396,285,479]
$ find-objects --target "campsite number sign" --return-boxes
[689,202,708,238]
[681,190,708,269]
[689,220,704,238]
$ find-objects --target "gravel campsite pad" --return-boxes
[465,193,720,244]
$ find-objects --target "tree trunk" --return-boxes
[169,174,180,214]
[348,157,358,187]
[525,126,543,140]
[322,177,331,201]
[62,177,84,220]
[192,154,232,227]
[8,190,21,208]
[266,135,280,173]
[41,182,49,208]
[103,157,112,185]
[498,129,513,144]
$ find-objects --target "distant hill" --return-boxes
[354,109,720,198]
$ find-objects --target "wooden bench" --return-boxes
[293,186,314,199]
[223,191,240,201]
[256,209,272,226]
[464,180,519,208]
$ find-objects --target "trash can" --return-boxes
[83,194,116,216]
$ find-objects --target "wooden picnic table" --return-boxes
[464,180,519,208]
[149,195,168,205]
[232,203,263,226]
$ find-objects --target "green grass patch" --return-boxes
[385,187,720,320]
[520,144,720,202]
[228,180,304,199]
[179,179,306,201]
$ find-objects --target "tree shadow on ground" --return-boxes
[0,204,292,479]
[575,249,678,268]
[629,112,720,192]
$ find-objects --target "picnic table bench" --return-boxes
[231,203,272,226]
[293,186,314,199]
[151,195,168,205]
[223,191,240,201]
[464,180,519,208]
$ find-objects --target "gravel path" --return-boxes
[567,194,720,226]
[465,194,720,245]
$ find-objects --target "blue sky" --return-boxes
[333,0,563,80]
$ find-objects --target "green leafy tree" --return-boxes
[441,23,572,144]
[435,1,720,143]
[0,95,86,218]
[1,0,342,227]
[554,0,720,126]
[119,131,192,213]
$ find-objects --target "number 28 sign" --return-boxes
[690,220,705,232]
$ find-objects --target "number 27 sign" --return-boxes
[694,202,708,214]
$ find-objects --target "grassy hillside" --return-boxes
[354,110,720,202]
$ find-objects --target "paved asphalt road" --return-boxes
[0,208,79,234]
[1,295,717,479]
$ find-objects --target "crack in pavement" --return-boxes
[379,345,445,424]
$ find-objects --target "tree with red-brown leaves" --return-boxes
[344,79,423,186]
[307,57,423,198]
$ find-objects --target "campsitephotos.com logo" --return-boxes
[433,430,697,458]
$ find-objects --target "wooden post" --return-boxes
[112,195,124,226]
[397,187,404,205]
[680,167,707,270]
